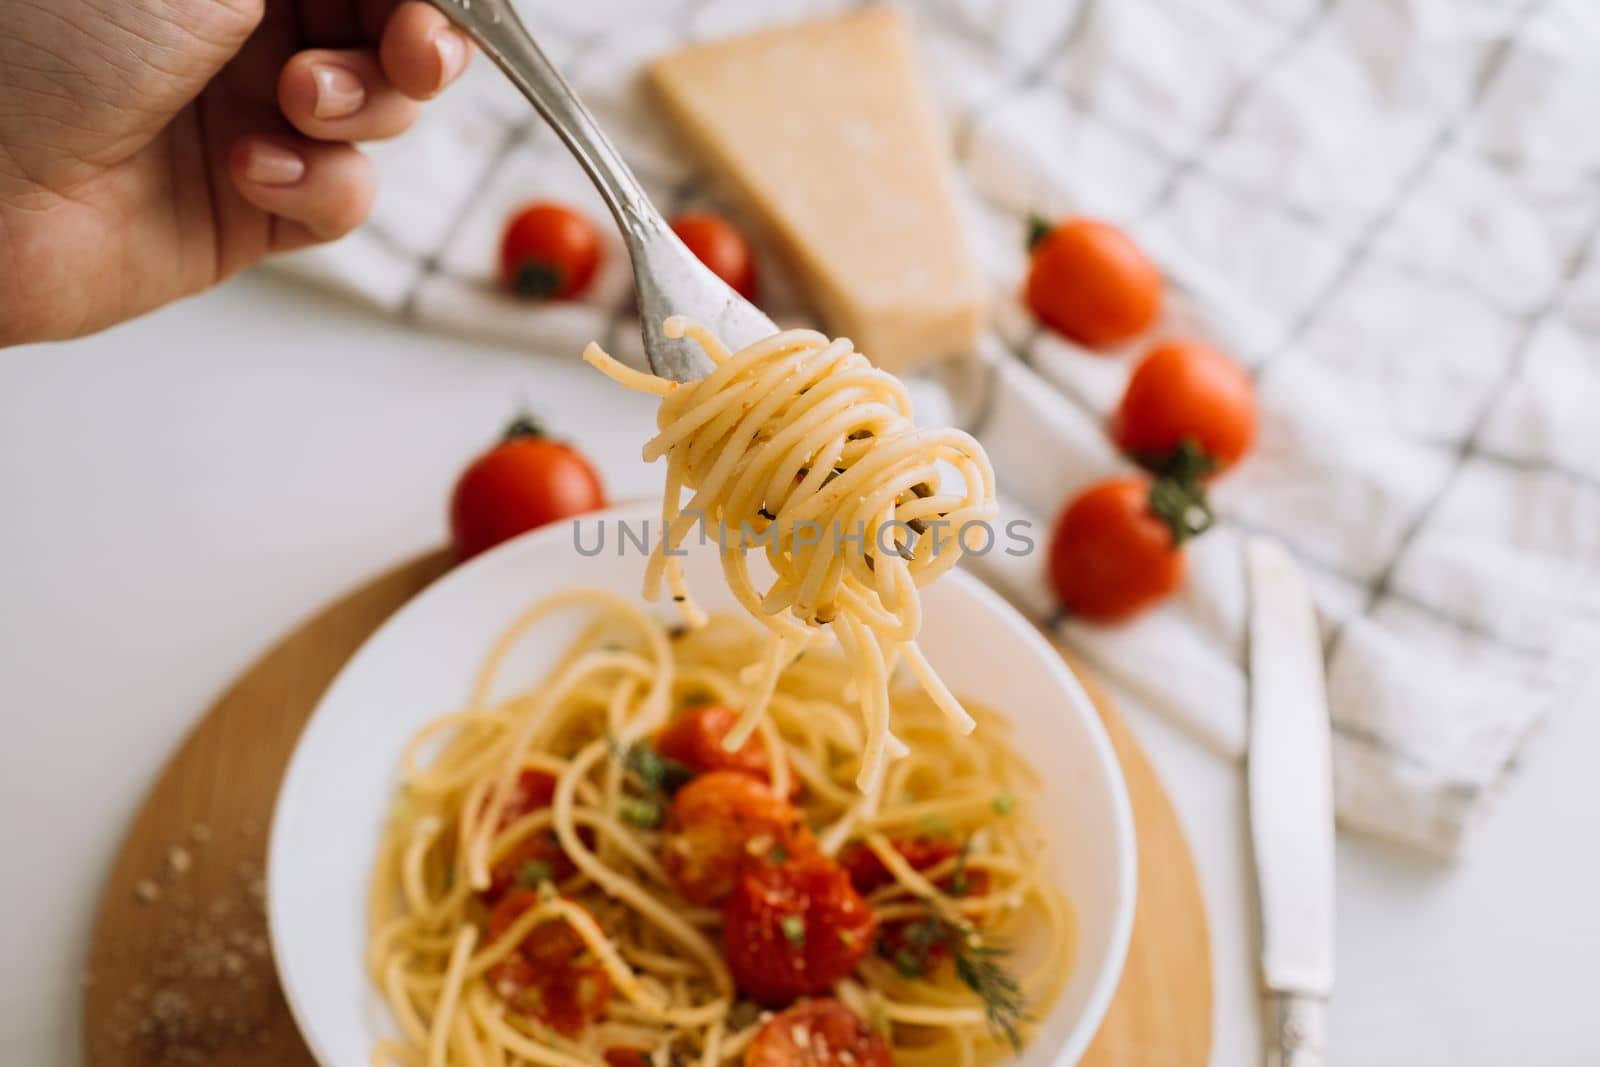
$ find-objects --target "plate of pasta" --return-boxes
[269,496,1134,1067]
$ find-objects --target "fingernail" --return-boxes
[312,63,366,119]
[434,30,467,88]
[244,142,305,186]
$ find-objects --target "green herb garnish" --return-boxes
[618,740,695,797]
[991,793,1017,817]
[890,911,1028,1050]
[619,797,664,828]
[780,915,807,948]
[517,860,553,889]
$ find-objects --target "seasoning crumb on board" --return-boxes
[96,821,281,1064]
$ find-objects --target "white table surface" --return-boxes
[3,273,1597,1067]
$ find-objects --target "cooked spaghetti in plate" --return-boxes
[267,503,1135,1067]
[369,589,1068,1065]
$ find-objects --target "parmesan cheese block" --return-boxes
[649,8,985,373]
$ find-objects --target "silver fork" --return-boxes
[425,0,777,383]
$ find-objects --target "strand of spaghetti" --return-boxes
[401,816,444,919]
[755,715,791,800]
[465,990,596,1067]
[384,955,430,1047]
[429,927,476,1067]
[554,740,734,998]
[896,643,975,732]
[864,832,975,930]
[720,634,795,752]
[468,596,671,886]
[580,345,676,397]
[372,1039,422,1067]
[449,1011,487,1067]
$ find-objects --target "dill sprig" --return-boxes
[950,931,1028,1051]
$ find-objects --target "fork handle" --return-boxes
[426,0,665,242]
[1264,992,1327,1067]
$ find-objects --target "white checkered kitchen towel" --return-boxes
[275,0,1600,856]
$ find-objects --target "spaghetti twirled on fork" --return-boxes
[583,318,997,794]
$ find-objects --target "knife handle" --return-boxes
[1264,992,1327,1067]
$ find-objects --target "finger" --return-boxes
[229,135,377,243]
[379,1,474,100]
[278,49,421,142]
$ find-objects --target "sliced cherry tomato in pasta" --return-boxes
[603,1050,652,1067]
[839,837,960,895]
[485,830,576,899]
[743,998,893,1067]
[477,769,578,899]
[722,856,875,1006]
[662,771,815,906]
[493,769,559,825]
[485,891,612,1036]
[656,704,785,787]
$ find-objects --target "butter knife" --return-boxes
[1246,537,1335,1067]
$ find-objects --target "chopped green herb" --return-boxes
[991,793,1017,817]
[895,949,924,978]
[947,837,976,897]
[780,915,807,948]
[916,816,954,838]
[768,842,791,865]
[617,739,695,797]
[517,860,553,889]
[619,797,664,828]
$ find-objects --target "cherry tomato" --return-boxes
[485,891,612,1036]
[492,769,559,824]
[500,201,603,299]
[839,837,960,895]
[477,770,576,898]
[743,999,893,1067]
[671,213,759,301]
[1048,477,1186,623]
[656,705,782,786]
[1025,217,1162,349]
[661,771,815,907]
[603,1051,651,1067]
[1114,339,1256,474]
[723,855,876,1006]
[449,417,606,561]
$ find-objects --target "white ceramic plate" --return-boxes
[269,501,1135,1066]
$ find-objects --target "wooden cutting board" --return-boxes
[83,552,1212,1066]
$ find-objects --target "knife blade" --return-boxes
[1246,536,1334,1067]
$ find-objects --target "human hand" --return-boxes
[0,0,474,345]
